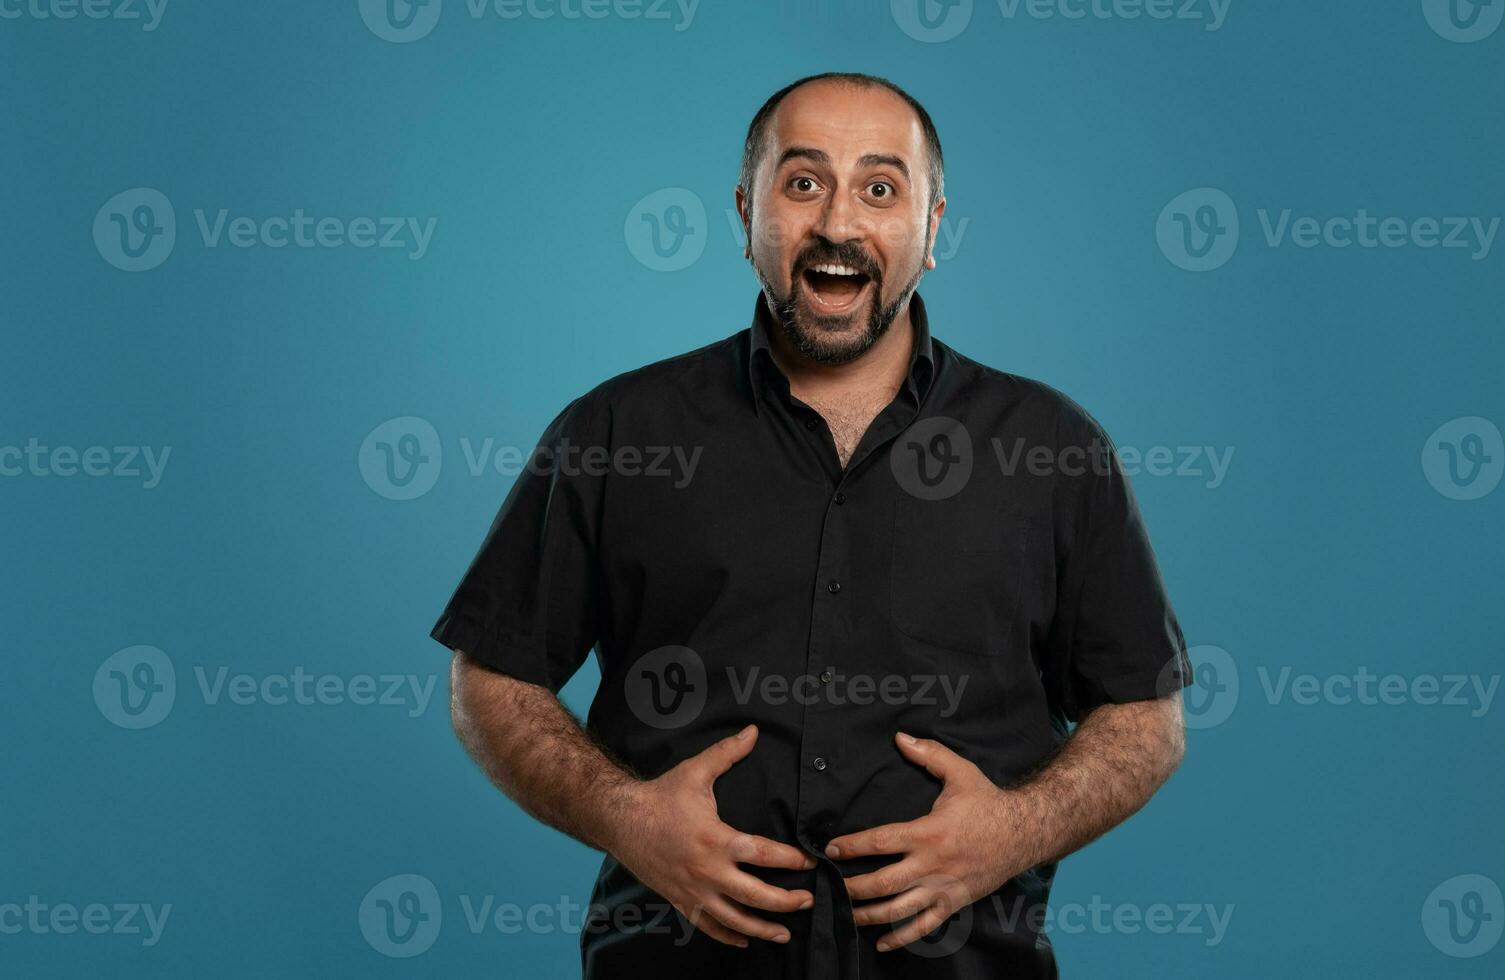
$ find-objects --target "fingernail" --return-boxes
[897,732,917,745]
[738,724,755,739]
[737,940,749,949]
[876,941,892,952]
[800,896,813,910]
[825,844,840,858]
[774,932,790,944]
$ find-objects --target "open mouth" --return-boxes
[800,263,873,314]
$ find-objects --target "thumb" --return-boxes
[895,731,965,783]
[694,724,758,781]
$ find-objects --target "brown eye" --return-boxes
[869,182,894,199]
[791,176,818,193]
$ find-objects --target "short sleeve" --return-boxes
[428,395,605,692]
[1043,406,1191,723]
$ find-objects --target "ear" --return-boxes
[734,185,752,259]
[925,196,946,270]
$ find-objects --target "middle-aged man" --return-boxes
[431,72,1191,978]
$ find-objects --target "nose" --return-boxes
[811,185,871,247]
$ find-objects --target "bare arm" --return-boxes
[449,651,816,948]
[449,651,641,853]
[1002,693,1185,866]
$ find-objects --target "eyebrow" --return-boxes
[774,146,912,185]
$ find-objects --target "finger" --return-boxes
[721,869,815,913]
[679,903,751,949]
[694,725,759,781]
[851,885,934,927]
[894,732,971,783]
[825,819,921,860]
[842,857,926,901]
[727,831,818,871]
[706,897,792,944]
[876,896,957,953]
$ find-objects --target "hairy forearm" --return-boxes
[449,652,642,855]
[1002,694,1185,870]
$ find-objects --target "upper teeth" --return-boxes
[811,264,861,276]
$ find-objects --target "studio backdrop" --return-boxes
[3,1,1502,977]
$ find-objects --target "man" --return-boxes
[431,72,1191,978]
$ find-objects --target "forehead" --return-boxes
[764,81,925,170]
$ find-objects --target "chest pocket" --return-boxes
[889,497,1030,657]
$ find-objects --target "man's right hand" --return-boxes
[610,724,816,948]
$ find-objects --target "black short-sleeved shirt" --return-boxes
[430,290,1190,979]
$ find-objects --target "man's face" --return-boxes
[739,81,944,365]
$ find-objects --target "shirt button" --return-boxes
[826,580,842,594]
[812,757,828,771]
[819,669,834,684]
[804,418,818,431]
[833,491,846,505]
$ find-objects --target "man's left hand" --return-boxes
[825,732,1032,953]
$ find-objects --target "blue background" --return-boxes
[3,0,1502,976]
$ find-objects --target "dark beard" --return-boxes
[757,257,925,366]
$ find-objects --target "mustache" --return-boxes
[793,245,881,278]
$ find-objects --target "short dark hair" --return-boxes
[738,72,945,216]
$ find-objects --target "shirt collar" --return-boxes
[746,289,936,415]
